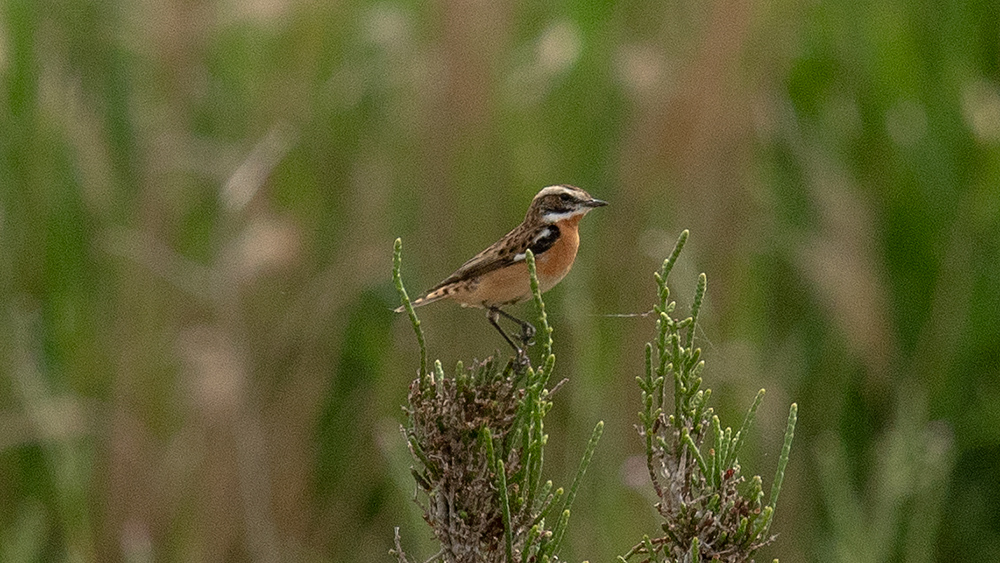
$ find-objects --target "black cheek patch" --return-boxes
[529,225,560,255]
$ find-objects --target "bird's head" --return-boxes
[529,185,607,224]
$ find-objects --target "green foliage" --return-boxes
[392,234,796,563]
[2,0,998,559]
[624,231,797,563]
[813,385,953,563]
[394,239,428,382]
[392,245,602,562]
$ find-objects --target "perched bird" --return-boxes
[396,185,607,359]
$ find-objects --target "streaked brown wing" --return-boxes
[425,223,538,293]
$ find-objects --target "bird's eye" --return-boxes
[559,193,572,202]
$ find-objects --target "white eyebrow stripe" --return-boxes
[513,252,526,262]
[535,185,579,199]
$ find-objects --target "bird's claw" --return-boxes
[516,349,531,368]
[521,323,536,346]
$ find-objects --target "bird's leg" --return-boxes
[487,307,529,365]
[493,308,536,346]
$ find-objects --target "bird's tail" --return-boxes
[393,286,453,313]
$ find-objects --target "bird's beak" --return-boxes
[586,198,608,208]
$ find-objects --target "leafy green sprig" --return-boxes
[625,230,797,563]
[391,241,602,563]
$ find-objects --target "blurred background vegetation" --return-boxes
[1,0,998,561]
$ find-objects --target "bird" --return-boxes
[396,184,607,360]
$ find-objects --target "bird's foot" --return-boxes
[520,322,536,346]
[516,348,531,368]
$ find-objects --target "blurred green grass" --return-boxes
[1,0,998,561]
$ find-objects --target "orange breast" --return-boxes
[534,217,580,292]
[450,216,582,308]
